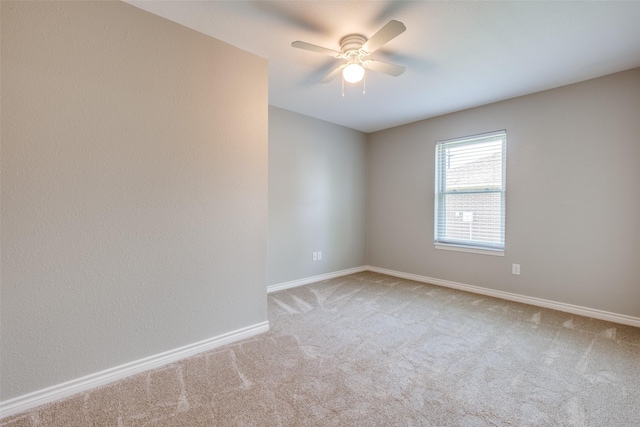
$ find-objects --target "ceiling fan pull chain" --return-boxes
[363,72,366,95]
[342,76,345,98]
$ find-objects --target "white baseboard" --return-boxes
[366,266,640,328]
[0,321,269,419]
[267,266,368,294]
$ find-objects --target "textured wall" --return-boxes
[268,107,367,286]
[1,1,268,400]
[367,68,640,318]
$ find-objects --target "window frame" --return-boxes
[434,130,507,256]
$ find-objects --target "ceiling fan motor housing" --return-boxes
[340,34,367,54]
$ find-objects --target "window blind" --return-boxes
[434,130,506,251]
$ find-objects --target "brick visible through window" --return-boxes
[435,131,506,251]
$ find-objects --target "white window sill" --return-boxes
[434,243,504,257]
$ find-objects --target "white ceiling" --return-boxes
[127,1,640,133]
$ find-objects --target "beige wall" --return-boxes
[268,107,367,286]
[367,68,640,318]
[1,1,268,401]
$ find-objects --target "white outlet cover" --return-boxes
[318,251,322,260]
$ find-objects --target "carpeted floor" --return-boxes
[2,271,640,426]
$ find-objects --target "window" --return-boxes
[434,130,506,255]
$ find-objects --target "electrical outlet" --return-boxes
[512,264,521,275]
[312,252,318,261]
[317,251,322,260]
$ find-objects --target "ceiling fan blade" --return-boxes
[291,41,341,57]
[320,64,347,83]
[362,20,406,53]
[365,59,406,77]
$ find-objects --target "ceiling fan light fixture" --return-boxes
[292,20,406,86]
[343,63,365,83]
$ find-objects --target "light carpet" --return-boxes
[2,271,640,426]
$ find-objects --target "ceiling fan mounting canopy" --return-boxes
[291,20,407,84]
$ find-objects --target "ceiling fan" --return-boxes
[292,20,407,85]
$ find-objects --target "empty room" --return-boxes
[2,1,640,426]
